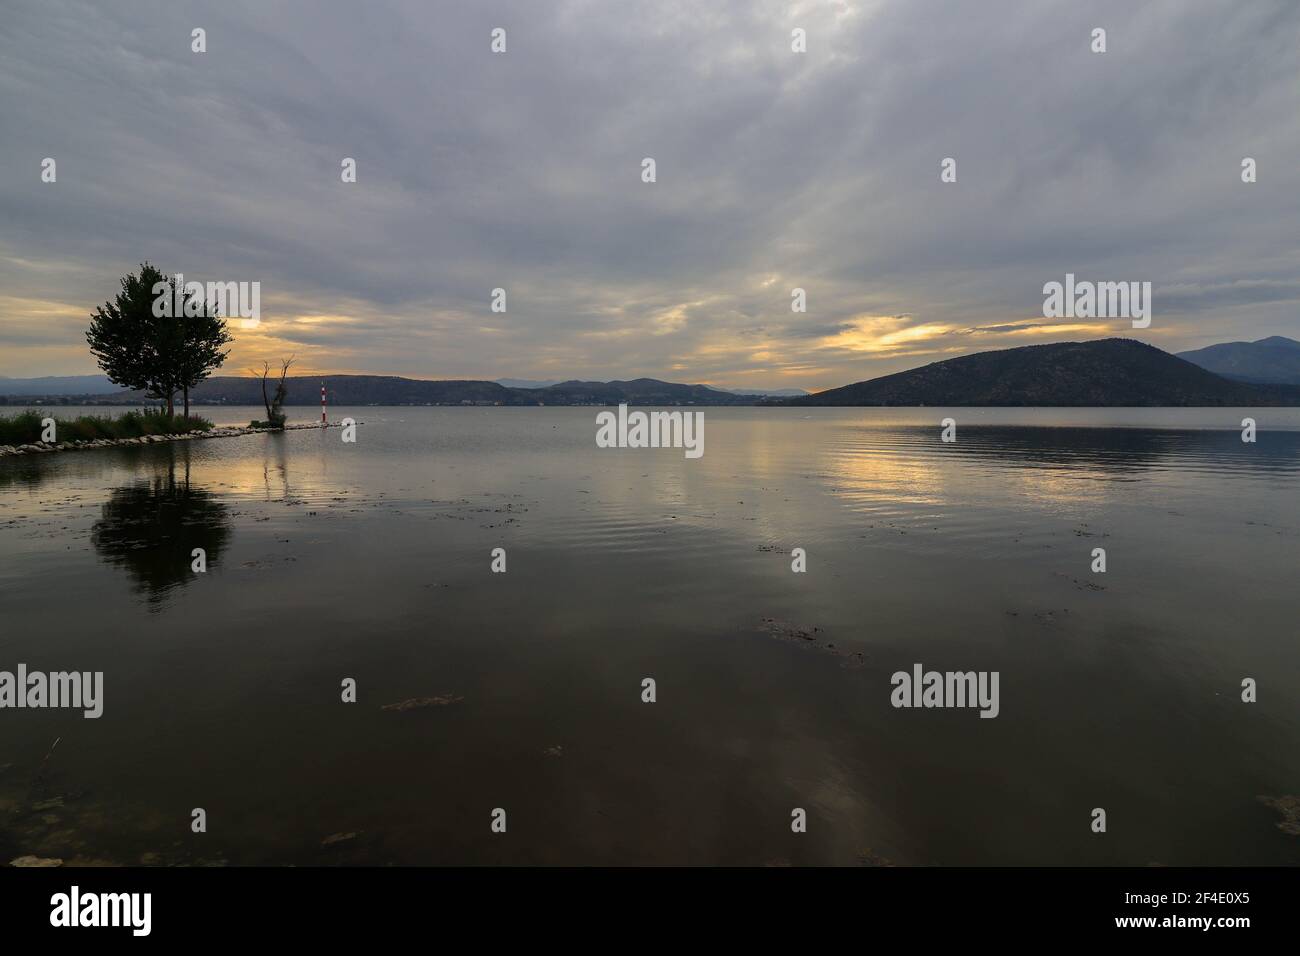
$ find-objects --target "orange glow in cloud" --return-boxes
[819,316,954,354]
[998,322,1115,337]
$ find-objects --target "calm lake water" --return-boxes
[1,406,1297,865]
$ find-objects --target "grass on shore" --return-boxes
[0,408,214,446]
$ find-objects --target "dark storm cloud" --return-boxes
[1,0,1297,387]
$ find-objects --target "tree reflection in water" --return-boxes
[91,454,232,609]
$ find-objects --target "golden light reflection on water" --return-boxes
[818,429,1129,518]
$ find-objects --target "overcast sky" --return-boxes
[2,0,1297,390]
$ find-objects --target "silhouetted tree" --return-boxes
[270,356,295,426]
[249,356,295,427]
[86,263,176,414]
[86,263,231,418]
[250,361,273,424]
[178,299,233,418]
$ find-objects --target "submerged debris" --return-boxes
[381,695,464,712]
[1258,795,1300,836]
[757,618,866,667]
[858,848,895,867]
[759,617,821,642]
[1054,572,1106,592]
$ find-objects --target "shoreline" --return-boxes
[0,421,342,458]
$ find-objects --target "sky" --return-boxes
[1,0,1298,391]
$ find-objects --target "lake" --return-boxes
[1,406,1297,865]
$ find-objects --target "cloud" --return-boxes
[1,0,1297,390]
[960,321,1120,337]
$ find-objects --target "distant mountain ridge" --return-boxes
[536,378,760,405]
[706,385,809,397]
[1177,335,1300,385]
[0,375,770,407]
[501,377,806,395]
[0,374,123,395]
[787,339,1300,407]
[196,375,518,406]
[495,378,559,389]
[6,338,1300,407]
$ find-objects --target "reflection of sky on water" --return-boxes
[0,408,1297,865]
[822,425,1300,516]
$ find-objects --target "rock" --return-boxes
[0,423,288,457]
[10,856,63,867]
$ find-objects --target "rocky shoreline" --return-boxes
[0,421,342,458]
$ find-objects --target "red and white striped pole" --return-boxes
[321,382,326,424]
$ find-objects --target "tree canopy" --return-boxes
[86,263,232,417]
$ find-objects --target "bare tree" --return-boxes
[249,361,273,424]
[270,356,296,426]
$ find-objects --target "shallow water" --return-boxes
[1,406,1297,865]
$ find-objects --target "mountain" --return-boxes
[705,385,809,397]
[195,375,762,406]
[788,339,1300,407]
[495,378,560,389]
[8,341,1298,407]
[533,378,761,405]
[186,375,519,406]
[0,375,770,406]
[1177,336,1300,385]
[0,374,124,395]
[506,379,806,398]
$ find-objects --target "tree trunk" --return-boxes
[183,385,190,420]
[166,391,175,417]
[261,376,272,422]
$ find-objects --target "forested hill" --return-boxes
[787,339,1300,406]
